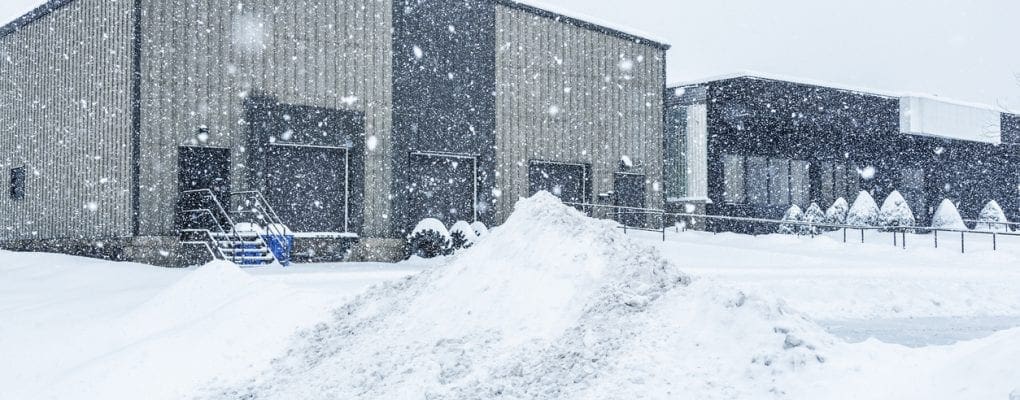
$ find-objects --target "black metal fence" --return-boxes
[563,202,1020,254]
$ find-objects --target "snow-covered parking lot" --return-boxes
[2,198,1020,399]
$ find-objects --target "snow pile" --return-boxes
[879,190,916,228]
[975,200,1010,232]
[470,221,489,237]
[206,192,831,399]
[932,199,968,230]
[846,191,879,227]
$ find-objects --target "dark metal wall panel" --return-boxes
[699,77,1020,224]
[494,4,666,222]
[391,0,498,235]
[0,0,134,240]
[138,0,393,237]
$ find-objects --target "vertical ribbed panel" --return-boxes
[0,0,134,241]
[493,5,665,222]
[138,0,393,237]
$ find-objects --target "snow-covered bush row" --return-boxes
[975,200,1010,232]
[407,218,453,258]
[408,219,489,258]
[931,199,968,230]
[878,190,915,229]
[825,197,849,228]
[846,191,880,227]
[802,202,826,235]
[778,205,804,235]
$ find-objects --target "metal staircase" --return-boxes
[178,189,292,266]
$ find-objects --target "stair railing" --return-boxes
[230,190,291,265]
[179,189,248,263]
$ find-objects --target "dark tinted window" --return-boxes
[10,167,25,200]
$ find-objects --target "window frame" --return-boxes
[10,166,25,201]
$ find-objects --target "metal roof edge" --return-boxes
[492,0,670,50]
[0,0,78,40]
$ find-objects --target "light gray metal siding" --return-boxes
[494,5,665,221]
[138,0,393,237]
[0,0,135,241]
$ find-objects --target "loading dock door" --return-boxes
[265,144,349,232]
[615,172,647,227]
[178,146,231,228]
[408,152,477,226]
[528,161,589,204]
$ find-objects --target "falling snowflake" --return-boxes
[413,45,424,59]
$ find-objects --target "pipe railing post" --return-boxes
[861,228,865,244]
[961,231,965,254]
[843,227,847,243]
[993,232,997,251]
[902,230,906,249]
[934,230,938,248]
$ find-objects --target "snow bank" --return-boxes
[207,192,831,399]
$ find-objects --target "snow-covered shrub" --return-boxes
[975,200,1010,232]
[846,191,879,227]
[802,203,826,235]
[931,199,968,231]
[407,218,452,258]
[470,221,489,237]
[878,190,916,229]
[449,221,478,250]
[825,197,849,228]
[778,205,804,235]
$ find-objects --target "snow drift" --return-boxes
[205,192,831,399]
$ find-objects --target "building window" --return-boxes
[790,160,810,206]
[664,104,688,198]
[746,156,769,205]
[899,168,926,214]
[10,167,25,200]
[723,154,745,203]
[768,158,790,206]
[819,161,853,206]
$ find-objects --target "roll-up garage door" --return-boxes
[528,161,590,205]
[408,152,478,226]
[265,144,349,233]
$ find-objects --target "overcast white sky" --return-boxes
[3,0,1018,110]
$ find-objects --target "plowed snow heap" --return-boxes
[208,192,831,399]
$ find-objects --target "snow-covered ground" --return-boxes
[2,195,1019,399]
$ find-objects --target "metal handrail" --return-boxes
[180,229,230,260]
[229,191,290,264]
[562,201,1020,253]
[179,189,247,263]
[181,240,219,261]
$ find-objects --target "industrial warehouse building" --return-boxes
[664,74,1020,230]
[0,0,667,264]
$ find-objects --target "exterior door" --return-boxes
[177,146,231,228]
[615,172,647,227]
[528,161,589,205]
[408,152,477,226]
[265,144,349,232]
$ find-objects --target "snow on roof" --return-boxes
[670,70,1018,114]
[494,0,670,50]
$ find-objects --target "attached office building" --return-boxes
[665,74,1020,230]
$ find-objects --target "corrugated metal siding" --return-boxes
[138,0,393,237]
[494,5,665,221]
[0,0,134,241]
